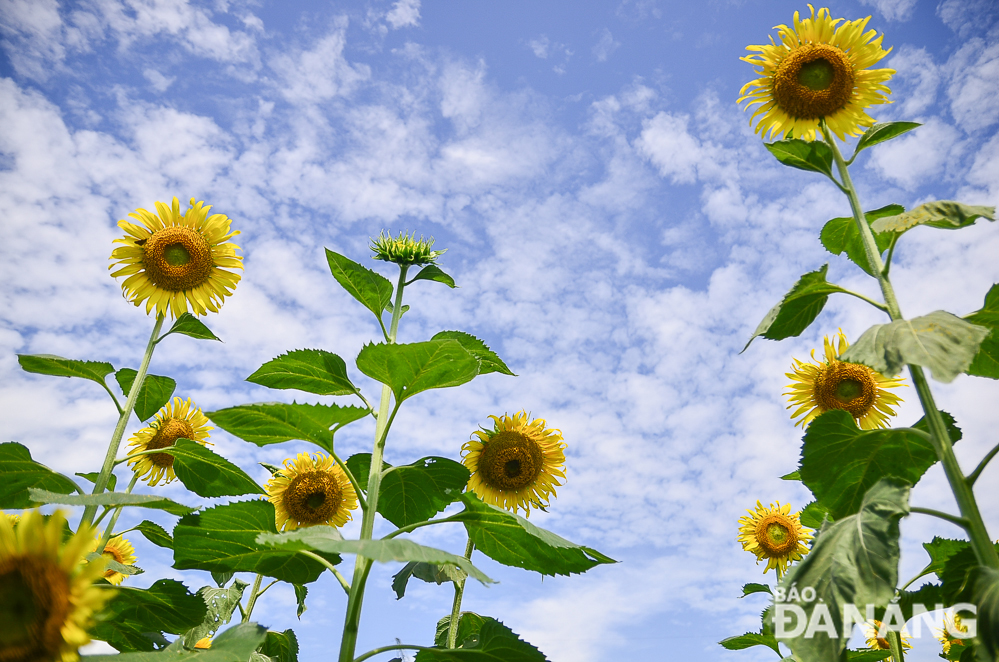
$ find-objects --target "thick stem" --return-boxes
[82,314,165,527]
[446,538,475,649]
[909,506,969,530]
[241,574,264,623]
[886,630,905,662]
[95,473,139,554]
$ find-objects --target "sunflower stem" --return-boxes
[96,473,139,554]
[381,513,461,540]
[967,441,999,487]
[446,538,476,649]
[886,630,905,662]
[331,449,367,512]
[909,506,970,530]
[881,234,899,278]
[838,287,889,313]
[82,313,165,528]
[241,573,264,623]
[300,550,351,594]
[352,644,430,662]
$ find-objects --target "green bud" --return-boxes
[370,231,446,266]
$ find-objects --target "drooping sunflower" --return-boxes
[92,535,136,586]
[266,452,358,532]
[462,411,566,517]
[109,197,242,319]
[785,330,905,430]
[739,5,894,141]
[0,509,112,662]
[737,501,813,577]
[865,620,912,660]
[936,612,970,656]
[125,397,213,486]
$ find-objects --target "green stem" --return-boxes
[300,550,352,594]
[967,441,999,487]
[886,629,905,662]
[331,450,367,512]
[446,538,475,649]
[353,644,430,662]
[839,287,889,313]
[82,314,165,528]
[241,574,264,623]
[95,473,138,554]
[381,513,460,540]
[909,506,970,530]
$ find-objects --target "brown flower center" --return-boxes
[142,226,213,292]
[755,513,799,556]
[285,471,342,525]
[773,43,855,119]
[145,418,194,468]
[478,430,543,491]
[814,361,877,418]
[0,555,71,662]
[102,544,126,579]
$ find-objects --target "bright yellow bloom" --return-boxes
[865,620,912,661]
[125,397,213,486]
[266,452,358,531]
[737,501,813,577]
[92,535,136,586]
[5,511,21,526]
[194,637,212,649]
[785,330,905,429]
[739,5,894,141]
[109,197,242,319]
[936,612,970,656]
[0,510,112,662]
[462,411,566,517]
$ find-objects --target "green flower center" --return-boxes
[835,378,864,401]
[163,243,192,266]
[766,523,789,545]
[798,59,836,91]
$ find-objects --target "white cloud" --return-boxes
[528,35,549,59]
[886,46,940,117]
[592,28,620,63]
[946,38,999,133]
[865,119,962,190]
[937,0,999,38]
[142,67,176,92]
[635,112,704,184]
[270,20,370,103]
[858,0,917,22]
[385,0,420,29]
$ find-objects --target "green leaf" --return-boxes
[845,651,892,662]
[820,205,899,277]
[259,630,299,662]
[415,619,548,661]
[115,369,177,421]
[743,265,850,350]
[719,632,781,656]
[435,612,488,648]
[76,471,117,493]
[892,582,944,623]
[87,551,144,578]
[212,571,235,588]
[355,340,480,402]
[92,580,208,652]
[853,122,922,157]
[325,249,393,321]
[379,456,470,527]
[343,453,390,492]
[155,438,265,498]
[85,623,269,662]
[973,567,999,661]
[17,354,114,388]
[393,561,467,599]
[841,311,990,383]
[160,313,222,342]
[29,489,194,516]
[741,583,773,598]
[917,537,970,583]
[870,201,996,234]
[451,492,616,577]
[431,331,515,376]
[256,528,494,586]
[293,584,307,619]
[781,471,800,481]
[246,349,358,396]
[965,284,999,379]
[259,462,284,476]
[764,138,834,177]
[799,501,832,528]
[0,442,80,508]
[184,579,250,644]
[410,264,456,288]
[772,478,910,662]
[173,500,341,585]
[207,402,368,453]
[132,520,174,549]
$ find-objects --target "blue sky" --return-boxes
[2,0,999,660]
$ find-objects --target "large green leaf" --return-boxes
[410,264,456,288]
[451,493,616,576]
[155,439,264,498]
[115,369,178,422]
[17,354,114,388]
[937,543,999,605]
[246,349,357,396]
[159,313,222,342]
[379,456,470,527]
[870,201,995,234]
[184,579,249,644]
[974,567,999,661]
[840,311,990,383]
[743,265,849,350]
[435,612,488,648]
[343,452,390,491]
[820,205,899,277]
[915,537,970,584]
[84,623,268,662]
[852,122,921,158]
[172,500,340,585]
[76,471,117,492]
[393,561,467,599]
[772,478,909,662]
[355,340,479,402]
[132,520,174,549]
[207,402,368,453]
[764,139,834,177]
[259,630,299,662]
[325,249,393,321]
[92,580,207,652]
[0,442,80,508]
[29,489,194,516]
[719,632,781,656]
[415,619,548,661]
[256,528,493,585]
[431,331,515,376]
[965,284,999,379]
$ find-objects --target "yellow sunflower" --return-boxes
[737,501,813,577]
[739,5,894,141]
[266,452,358,532]
[461,411,566,517]
[109,197,242,319]
[194,637,212,649]
[785,330,905,430]
[936,612,970,656]
[0,509,112,662]
[865,620,912,660]
[92,535,136,586]
[125,397,213,486]
[5,511,21,526]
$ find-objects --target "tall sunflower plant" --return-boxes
[722,6,999,662]
[3,205,615,662]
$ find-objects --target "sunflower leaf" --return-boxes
[0,442,81,508]
[153,438,265,498]
[293,584,308,618]
[29,488,194,515]
[771,478,909,661]
[207,402,369,453]
[77,471,117,492]
[87,551,144,577]
[344,453,391,492]
[173,501,341,585]
[259,629,300,662]
[91,579,208,652]
[379,456,470,527]
[740,583,773,598]
[431,331,516,376]
[415,619,548,661]
[355,340,480,402]
[325,248,394,323]
[183,579,250,644]
[799,500,833,528]
[820,205,899,277]
[840,311,990,383]
[393,561,467,599]
[965,284,999,379]
[115,369,178,421]
[86,623,269,661]
[16,354,115,388]
[247,349,358,396]
[764,138,834,177]
[743,264,850,351]
[870,201,995,234]
[434,612,488,648]
[974,567,999,661]
[719,632,781,656]
[133,520,174,549]
[159,313,222,343]
[450,492,616,577]
[410,264,457,288]
[852,122,922,158]
[845,650,892,662]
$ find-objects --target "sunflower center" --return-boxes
[0,555,71,662]
[478,431,544,491]
[755,514,798,556]
[773,43,855,119]
[815,362,878,418]
[285,471,342,525]
[145,418,195,468]
[142,226,213,292]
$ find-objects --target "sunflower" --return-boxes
[0,509,111,662]
[738,5,894,141]
[936,612,970,656]
[865,620,912,660]
[5,512,20,527]
[785,330,905,430]
[109,197,242,319]
[194,638,212,649]
[370,230,446,266]
[737,501,812,577]
[266,452,358,532]
[462,411,566,517]
[92,535,136,586]
[125,397,213,486]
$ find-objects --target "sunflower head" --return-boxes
[739,4,894,141]
[370,231,446,266]
[126,397,213,486]
[194,637,212,649]
[785,330,905,430]
[109,197,242,319]
[936,612,970,655]
[865,620,912,658]
[737,501,813,577]
[92,535,136,586]
[461,411,566,517]
[0,509,112,662]
[266,452,359,531]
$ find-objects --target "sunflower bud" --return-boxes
[370,231,446,266]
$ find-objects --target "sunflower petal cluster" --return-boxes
[125,397,213,486]
[370,231,446,266]
[739,4,894,141]
[266,452,358,531]
[865,620,912,660]
[936,612,970,656]
[737,501,812,576]
[93,535,137,586]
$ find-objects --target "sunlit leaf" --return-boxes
[325,249,393,321]
[30,488,194,516]
[393,561,466,599]
[852,122,921,157]
[744,265,850,350]
[115,369,177,421]
[132,520,174,550]
[85,623,268,661]
[0,442,80,508]
[355,340,479,402]
[819,205,899,277]
[719,632,780,656]
[431,331,515,376]
[870,201,995,234]
[965,284,999,379]
[379,456,470,527]
[92,580,207,652]
[765,138,834,177]
[410,264,456,288]
[159,313,222,342]
[76,471,117,493]
[17,354,114,387]
[207,402,368,453]
[415,619,547,661]
[184,579,249,644]
[246,349,357,396]
[259,630,299,662]
[156,438,265,498]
